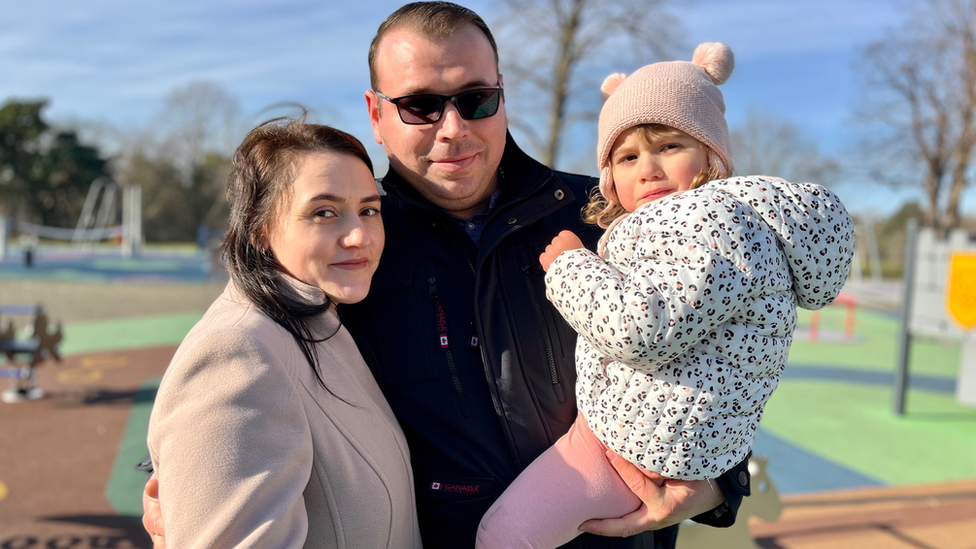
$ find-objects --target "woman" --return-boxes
[147,119,422,548]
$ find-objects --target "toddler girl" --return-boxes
[476,43,855,548]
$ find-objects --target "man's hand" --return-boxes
[143,473,166,549]
[579,451,725,537]
[540,230,585,272]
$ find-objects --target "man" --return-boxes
[143,3,750,548]
[345,2,749,547]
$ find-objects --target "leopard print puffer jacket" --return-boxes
[544,176,854,479]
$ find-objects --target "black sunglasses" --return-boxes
[374,86,504,125]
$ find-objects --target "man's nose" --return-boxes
[437,101,469,138]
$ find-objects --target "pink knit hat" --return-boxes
[597,43,735,206]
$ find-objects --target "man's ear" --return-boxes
[366,90,383,145]
[498,73,504,88]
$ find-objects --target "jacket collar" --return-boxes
[226,273,341,338]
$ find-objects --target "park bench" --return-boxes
[0,304,62,403]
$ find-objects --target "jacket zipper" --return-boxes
[428,276,473,417]
[521,265,559,385]
[476,171,570,465]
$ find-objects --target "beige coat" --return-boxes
[148,279,422,549]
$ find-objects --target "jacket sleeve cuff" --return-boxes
[691,452,752,528]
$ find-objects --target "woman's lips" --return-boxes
[331,259,369,270]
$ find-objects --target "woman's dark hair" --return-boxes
[221,117,374,390]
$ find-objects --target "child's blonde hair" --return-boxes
[584,124,729,227]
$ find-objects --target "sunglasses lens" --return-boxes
[456,90,500,120]
[397,95,445,124]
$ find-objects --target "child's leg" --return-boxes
[476,413,644,549]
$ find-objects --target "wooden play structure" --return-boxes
[0,304,63,403]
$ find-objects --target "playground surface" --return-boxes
[0,253,974,548]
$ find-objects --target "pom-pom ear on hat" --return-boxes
[601,73,628,100]
[692,42,734,85]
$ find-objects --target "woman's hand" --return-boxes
[143,473,166,549]
[540,231,585,272]
[578,451,725,537]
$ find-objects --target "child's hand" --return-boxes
[540,230,584,272]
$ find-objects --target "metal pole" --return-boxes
[132,185,143,257]
[0,215,6,261]
[121,185,142,258]
[866,214,883,281]
[121,185,131,257]
[894,218,919,415]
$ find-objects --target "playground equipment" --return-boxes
[896,219,976,412]
[0,179,143,262]
[675,456,782,549]
[806,292,857,342]
[0,305,63,403]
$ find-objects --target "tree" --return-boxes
[0,100,108,227]
[116,149,229,243]
[154,80,242,185]
[113,81,239,242]
[857,0,976,235]
[491,0,680,169]
[730,110,841,184]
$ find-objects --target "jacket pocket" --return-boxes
[514,244,575,404]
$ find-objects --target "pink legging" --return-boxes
[476,413,644,549]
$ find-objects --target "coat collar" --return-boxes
[226,273,340,338]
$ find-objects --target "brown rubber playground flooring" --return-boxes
[1,346,975,549]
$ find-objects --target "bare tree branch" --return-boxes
[492,0,682,168]
[855,0,976,234]
[730,110,841,185]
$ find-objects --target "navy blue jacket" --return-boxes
[340,135,749,549]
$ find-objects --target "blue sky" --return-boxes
[2,0,959,217]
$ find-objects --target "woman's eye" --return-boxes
[314,208,337,219]
[361,207,381,217]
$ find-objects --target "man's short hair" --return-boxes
[368,1,499,91]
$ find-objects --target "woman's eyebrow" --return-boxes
[307,194,382,204]
[309,193,345,203]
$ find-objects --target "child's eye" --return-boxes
[615,154,637,164]
[661,143,681,152]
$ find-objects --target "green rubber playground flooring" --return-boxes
[763,307,975,487]
[791,307,960,378]
[760,380,976,486]
[0,312,206,366]
[60,312,206,356]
